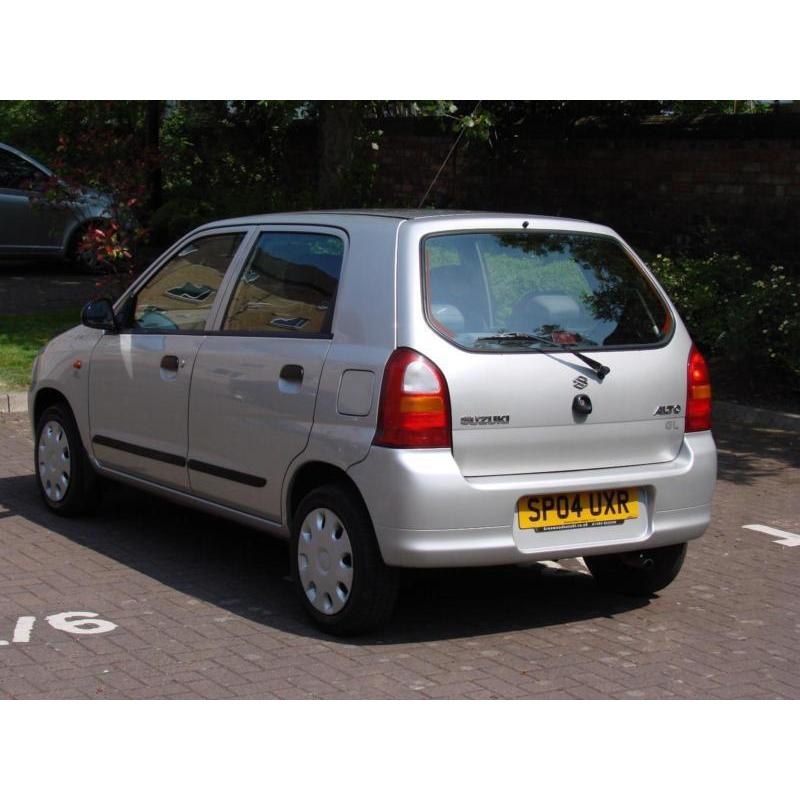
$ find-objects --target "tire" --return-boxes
[290,483,399,636]
[35,403,100,517]
[584,543,688,597]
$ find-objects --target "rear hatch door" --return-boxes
[422,228,686,477]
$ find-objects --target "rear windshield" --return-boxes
[423,231,672,351]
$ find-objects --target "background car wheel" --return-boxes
[67,223,106,275]
[290,483,399,636]
[35,403,99,517]
[584,543,688,596]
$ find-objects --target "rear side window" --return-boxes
[223,232,343,335]
[423,231,672,351]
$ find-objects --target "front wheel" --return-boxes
[584,543,688,596]
[35,403,99,516]
[290,484,399,636]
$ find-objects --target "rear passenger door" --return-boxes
[186,227,346,522]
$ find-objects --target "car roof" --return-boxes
[199,208,605,230]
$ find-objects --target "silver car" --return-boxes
[29,210,717,634]
[0,141,111,269]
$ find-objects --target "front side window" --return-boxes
[423,231,672,351]
[222,231,343,335]
[130,233,244,331]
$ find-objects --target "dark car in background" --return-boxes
[0,142,113,271]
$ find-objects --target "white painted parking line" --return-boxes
[743,524,800,547]
[12,616,35,643]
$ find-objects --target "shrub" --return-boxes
[149,197,216,244]
[650,253,800,392]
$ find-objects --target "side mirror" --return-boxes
[81,298,118,332]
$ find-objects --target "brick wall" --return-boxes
[369,114,800,266]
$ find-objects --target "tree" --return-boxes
[318,101,363,207]
[145,100,164,214]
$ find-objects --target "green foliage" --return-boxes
[149,197,216,243]
[0,101,89,162]
[0,310,80,389]
[650,253,800,391]
[159,100,299,221]
[398,101,495,143]
[0,101,148,166]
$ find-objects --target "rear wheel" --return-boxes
[290,484,398,636]
[584,543,687,596]
[35,403,99,516]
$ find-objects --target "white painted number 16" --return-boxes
[0,612,117,645]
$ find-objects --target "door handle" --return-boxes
[160,355,180,372]
[279,364,304,381]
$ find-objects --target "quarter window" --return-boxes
[130,233,244,331]
[222,232,343,335]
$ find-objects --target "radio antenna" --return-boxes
[417,101,482,209]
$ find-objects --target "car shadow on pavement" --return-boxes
[0,473,649,645]
[714,422,800,486]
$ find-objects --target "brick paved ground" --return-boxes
[0,412,798,699]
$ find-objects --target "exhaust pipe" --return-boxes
[622,552,655,571]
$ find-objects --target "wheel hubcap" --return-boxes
[38,421,71,502]
[297,508,353,615]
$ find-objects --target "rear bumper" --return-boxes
[347,432,717,568]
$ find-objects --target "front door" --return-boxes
[89,230,248,490]
[186,227,346,521]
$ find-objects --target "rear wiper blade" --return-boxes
[474,332,611,380]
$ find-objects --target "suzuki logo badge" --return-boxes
[573,375,588,390]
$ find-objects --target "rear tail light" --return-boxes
[374,348,452,448]
[686,344,712,432]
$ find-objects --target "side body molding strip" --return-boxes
[92,436,267,487]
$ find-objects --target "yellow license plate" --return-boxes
[517,487,639,532]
